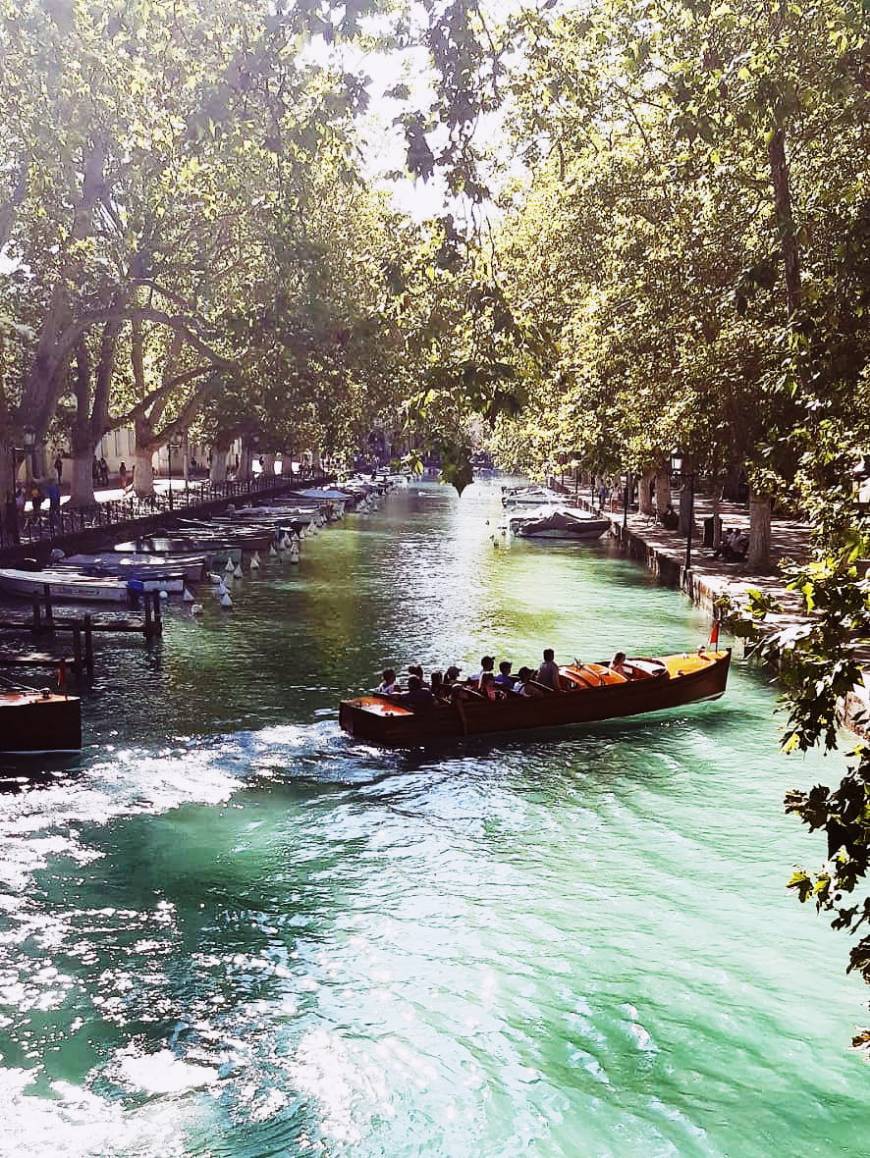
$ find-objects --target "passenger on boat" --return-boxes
[377,668,400,694]
[537,649,564,692]
[471,656,495,683]
[495,661,518,690]
[609,651,628,677]
[515,667,542,698]
[407,663,425,682]
[480,672,506,701]
[430,671,448,702]
[400,675,434,710]
[444,665,462,685]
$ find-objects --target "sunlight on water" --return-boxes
[0,481,866,1157]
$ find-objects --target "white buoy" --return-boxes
[269,543,277,556]
[233,563,243,579]
[224,557,235,573]
[182,587,194,603]
[208,572,221,585]
[289,544,300,564]
[277,534,287,551]
[223,572,233,589]
[220,591,233,608]
[159,589,169,600]
[50,547,66,562]
[191,603,204,615]
[250,553,261,571]
[298,527,306,540]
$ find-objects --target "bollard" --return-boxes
[83,613,94,680]
[152,590,163,636]
[42,583,54,631]
[32,596,42,633]
[72,624,83,681]
[144,591,153,639]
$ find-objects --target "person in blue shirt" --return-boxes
[494,660,518,690]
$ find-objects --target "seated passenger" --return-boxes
[536,648,564,691]
[400,675,434,710]
[430,671,448,701]
[377,668,400,694]
[609,651,628,677]
[471,655,495,683]
[494,660,518,690]
[515,667,543,698]
[407,663,425,683]
[444,665,462,686]
[480,672,506,701]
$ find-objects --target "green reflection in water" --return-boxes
[0,481,866,1157]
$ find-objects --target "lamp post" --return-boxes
[22,425,36,479]
[670,447,696,572]
[622,471,631,530]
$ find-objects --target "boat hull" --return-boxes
[0,693,82,754]
[339,651,731,746]
[517,521,610,540]
[0,568,131,603]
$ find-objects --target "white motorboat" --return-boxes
[0,568,133,603]
[501,485,566,508]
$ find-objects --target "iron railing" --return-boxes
[0,471,322,550]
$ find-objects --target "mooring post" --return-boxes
[43,583,54,632]
[152,590,163,636]
[72,623,83,681]
[83,613,94,679]
[144,592,153,639]
[31,596,41,633]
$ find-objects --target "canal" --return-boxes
[0,481,866,1156]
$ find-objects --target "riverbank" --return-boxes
[574,492,870,736]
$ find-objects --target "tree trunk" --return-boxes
[237,442,252,480]
[262,452,276,476]
[0,440,13,501]
[639,469,655,516]
[69,449,96,506]
[768,128,802,317]
[210,448,228,483]
[748,493,772,570]
[654,471,671,517]
[134,445,155,497]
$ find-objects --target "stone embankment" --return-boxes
[575,491,869,737]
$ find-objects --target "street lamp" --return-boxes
[22,425,36,477]
[670,446,696,572]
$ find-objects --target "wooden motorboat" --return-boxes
[0,690,82,754]
[513,508,611,541]
[0,567,133,603]
[339,650,731,746]
[66,552,207,584]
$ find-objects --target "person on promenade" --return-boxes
[45,477,61,528]
[377,668,400,694]
[118,462,128,491]
[54,454,63,484]
[537,648,564,692]
[99,457,109,486]
[3,491,19,545]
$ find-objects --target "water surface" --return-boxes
[0,481,865,1156]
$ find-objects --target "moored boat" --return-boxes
[339,650,731,745]
[515,508,611,541]
[0,567,133,603]
[65,552,207,584]
[0,690,82,754]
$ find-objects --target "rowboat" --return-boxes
[65,552,207,584]
[339,650,731,745]
[115,539,243,566]
[0,567,133,603]
[502,485,565,508]
[515,508,611,541]
[0,690,82,754]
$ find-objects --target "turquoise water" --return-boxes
[0,481,866,1156]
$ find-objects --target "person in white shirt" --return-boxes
[377,668,400,694]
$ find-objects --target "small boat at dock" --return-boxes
[339,650,731,745]
[0,689,82,754]
[0,567,134,603]
[514,508,611,541]
[65,552,207,584]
